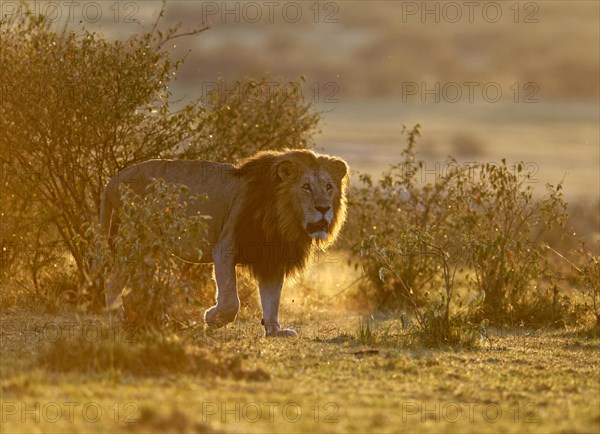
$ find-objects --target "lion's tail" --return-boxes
[99,182,114,236]
[92,182,115,306]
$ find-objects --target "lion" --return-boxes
[100,149,349,337]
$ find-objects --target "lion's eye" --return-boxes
[302,183,311,191]
[326,183,333,192]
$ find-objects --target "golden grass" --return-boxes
[2,306,599,433]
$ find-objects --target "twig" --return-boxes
[159,26,211,48]
[372,248,425,329]
[546,245,582,274]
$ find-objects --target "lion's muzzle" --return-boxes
[307,219,329,236]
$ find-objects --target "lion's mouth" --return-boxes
[307,220,329,235]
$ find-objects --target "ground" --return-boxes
[1,305,598,434]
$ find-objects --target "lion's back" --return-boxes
[103,159,244,245]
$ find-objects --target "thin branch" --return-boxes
[545,245,582,274]
[159,25,211,48]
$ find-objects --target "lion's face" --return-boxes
[296,168,338,239]
[276,156,348,241]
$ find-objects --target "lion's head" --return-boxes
[234,149,349,281]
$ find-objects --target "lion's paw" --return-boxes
[276,328,298,337]
[264,326,298,338]
[204,305,238,329]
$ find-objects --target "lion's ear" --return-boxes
[277,160,300,182]
[327,159,348,182]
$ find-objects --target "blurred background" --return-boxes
[7,0,598,200]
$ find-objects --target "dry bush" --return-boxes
[182,75,320,162]
[345,125,570,331]
[84,179,209,331]
[0,9,321,310]
[0,10,207,305]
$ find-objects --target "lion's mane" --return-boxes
[232,149,349,283]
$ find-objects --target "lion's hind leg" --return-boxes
[104,269,126,323]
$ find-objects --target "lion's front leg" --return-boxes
[204,242,240,328]
[259,274,297,337]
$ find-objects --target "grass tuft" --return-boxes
[38,332,270,381]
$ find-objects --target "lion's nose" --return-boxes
[315,205,330,214]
